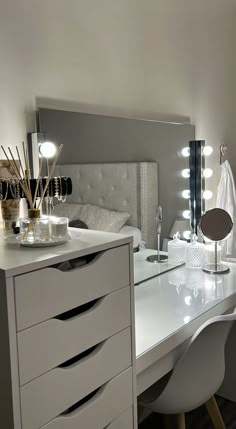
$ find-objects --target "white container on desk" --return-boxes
[186,235,205,268]
[168,233,187,264]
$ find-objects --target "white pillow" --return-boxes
[79,204,130,233]
[53,203,84,221]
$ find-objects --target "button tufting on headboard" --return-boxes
[54,162,158,248]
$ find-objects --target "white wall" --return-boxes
[0,0,236,195]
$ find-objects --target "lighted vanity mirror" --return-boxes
[201,208,233,274]
[36,107,195,247]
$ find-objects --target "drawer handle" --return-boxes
[52,251,101,272]
[61,382,107,417]
[55,296,102,321]
[59,338,104,369]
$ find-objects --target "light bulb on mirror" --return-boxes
[182,169,190,178]
[181,147,190,157]
[183,210,191,219]
[183,230,191,240]
[203,168,213,178]
[39,141,57,159]
[203,190,213,200]
[182,190,190,199]
[203,146,213,156]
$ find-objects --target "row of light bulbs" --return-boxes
[181,145,213,157]
[181,168,213,179]
[182,189,213,200]
[181,145,213,240]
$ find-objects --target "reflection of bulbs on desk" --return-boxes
[184,315,191,324]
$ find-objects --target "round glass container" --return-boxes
[20,210,50,244]
[50,216,69,239]
[186,234,205,268]
[168,233,187,264]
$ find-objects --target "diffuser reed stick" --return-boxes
[1,142,63,212]
[1,145,34,208]
[37,144,63,209]
[33,156,44,207]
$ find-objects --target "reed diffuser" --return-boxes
[1,142,63,244]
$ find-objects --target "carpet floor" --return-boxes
[139,396,236,428]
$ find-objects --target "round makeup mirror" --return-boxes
[200,208,233,274]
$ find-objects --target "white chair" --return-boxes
[139,312,236,429]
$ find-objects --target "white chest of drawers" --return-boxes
[0,229,136,429]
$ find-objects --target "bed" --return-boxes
[53,162,158,249]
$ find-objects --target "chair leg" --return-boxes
[176,413,186,429]
[206,396,226,429]
[164,414,185,429]
[137,405,145,423]
[164,414,172,429]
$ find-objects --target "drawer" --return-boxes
[107,408,133,429]
[20,328,132,429]
[15,244,130,331]
[41,368,133,429]
[18,286,131,385]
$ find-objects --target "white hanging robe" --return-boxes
[216,160,236,259]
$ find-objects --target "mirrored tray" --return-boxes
[134,249,185,285]
[4,233,71,248]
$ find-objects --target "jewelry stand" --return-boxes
[203,241,230,274]
[147,233,168,263]
[147,206,168,263]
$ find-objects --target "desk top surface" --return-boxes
[0,228,131,277]
[134,249,236,369]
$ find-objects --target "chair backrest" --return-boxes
[150,311,236,414]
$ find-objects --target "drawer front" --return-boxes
[18,287,131,385]
[41,368,133,429]
[21,328,132,429]
[107,408,133,429]
[15,245,130,331]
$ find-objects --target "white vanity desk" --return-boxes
[134,249,236,396]
[0,229,136,429]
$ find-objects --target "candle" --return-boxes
[50,216,68,239]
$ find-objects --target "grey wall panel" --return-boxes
[39,108,195,238]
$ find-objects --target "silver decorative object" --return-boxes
[147,205,168,263]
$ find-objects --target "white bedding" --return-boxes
[119,225,142,249]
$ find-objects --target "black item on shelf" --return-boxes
[0,176,72,200]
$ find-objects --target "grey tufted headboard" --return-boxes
[54,162,158,248]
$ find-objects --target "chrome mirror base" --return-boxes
[147,254,168,264]
[203,264,230,275]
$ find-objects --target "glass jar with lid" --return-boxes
[186,234,205,268]
[168,232,187,264]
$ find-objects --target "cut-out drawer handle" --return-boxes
[61,382,107,418]
[59,339,104,369]
[52,251,101,273]
[55,296,104,321]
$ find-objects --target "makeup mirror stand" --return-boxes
[201,208,233,275]
[203,241,230,275]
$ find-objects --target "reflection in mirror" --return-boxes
[201,208,233,274]
[34,107,196,249]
